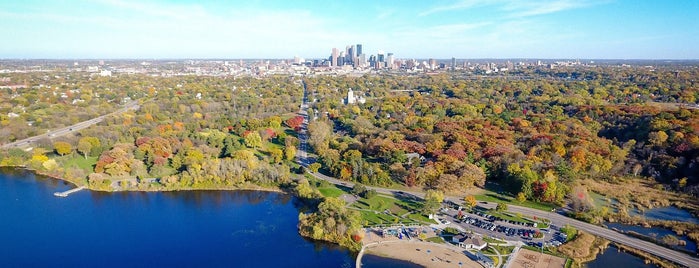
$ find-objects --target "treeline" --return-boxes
[0,75,306,190]
[302,68,698,203]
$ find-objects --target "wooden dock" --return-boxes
[54,186,86,197]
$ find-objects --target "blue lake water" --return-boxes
[605,223,697,253]
[631,206,699,224]
[361,254,423,268]
[0,168,354,267]
[585,245,657,268]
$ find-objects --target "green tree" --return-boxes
[351,183,367,196]
[422,189,444,215]
[77,139,92,159]
[269,148,283,163]
[308,162,321,173]
[516,192,527,203]
[496,202,508,212]
[244,132,263,148]
[284,145,296,161]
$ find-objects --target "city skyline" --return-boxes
[1,0,698,59]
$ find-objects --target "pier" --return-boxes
[54,186,86,197]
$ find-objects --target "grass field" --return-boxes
[351,194,436,225]
[59,155,98,171]
[318,187,345,198]
[475,192,557,211]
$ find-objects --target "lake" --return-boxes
[605,222,697,253]
[585,245,656,268]
[0,168,354,267]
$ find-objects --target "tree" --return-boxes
[269,148,283,163]
[308,163,321,173]
[496,202,508,212]
[422,189,444,215]
[516,192,527,203]
[284,145,296,161]
[351,183,367,196]
[244,132,263,148]
[285,116,304,130]
[77,139,92,159]
[464,195,477,208]
[53,141,72,156]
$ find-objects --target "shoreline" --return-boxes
[5,166,288,195]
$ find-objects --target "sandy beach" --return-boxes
[363,241,484,268]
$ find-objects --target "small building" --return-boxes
[453,234,487,250]
[406,153,426,165]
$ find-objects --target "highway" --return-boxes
[295,80,699,268]
[1,101,140,150]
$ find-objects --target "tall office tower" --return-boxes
[377,50,385,64]
[359,54,366,67]
[350,45,356,59]
[429,58,437,69]
[451,57,456,71]
[356,44,362,57]
[386,53,394,69]
[348,46,355,65]
[331,48,338,67]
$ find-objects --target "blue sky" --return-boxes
[1,0,697,59]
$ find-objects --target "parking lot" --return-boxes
[438,206,568,248]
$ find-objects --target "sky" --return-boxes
[0,0,698,59]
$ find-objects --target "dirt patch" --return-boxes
[510,248,566,268]
[558,231,609,264]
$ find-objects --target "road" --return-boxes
[294,80,699,268]
[1,101,140,149]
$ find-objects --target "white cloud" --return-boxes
[420,0,605,18]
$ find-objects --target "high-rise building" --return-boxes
[429,58,437,70]
[331,48,338,67]
[386,53,394,69]
[356,44,362,57]
[451,57,456,71]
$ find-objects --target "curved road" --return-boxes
[1,101,140,149]
[295,81,699,268]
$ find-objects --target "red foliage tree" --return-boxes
[285,116,304,130]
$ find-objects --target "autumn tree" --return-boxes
[422,189,444,215]
[53,141,72,156]
[244,132,263,148]
[285,116,304,130]
[464,195,477,207]
[77,138,92,158]
[284,145,296,161]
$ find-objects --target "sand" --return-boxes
[509,248,566,268]
[363,241,484,268]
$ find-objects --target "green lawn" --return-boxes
[483,236,507,245]
[59,155,97,171]
[475,192,557,211]
[426,236,445,243]
[357,210,418,226]
[351,194,436,225]
[318,187,345,198]
[352,194,419,216]
[473,207,550,228]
